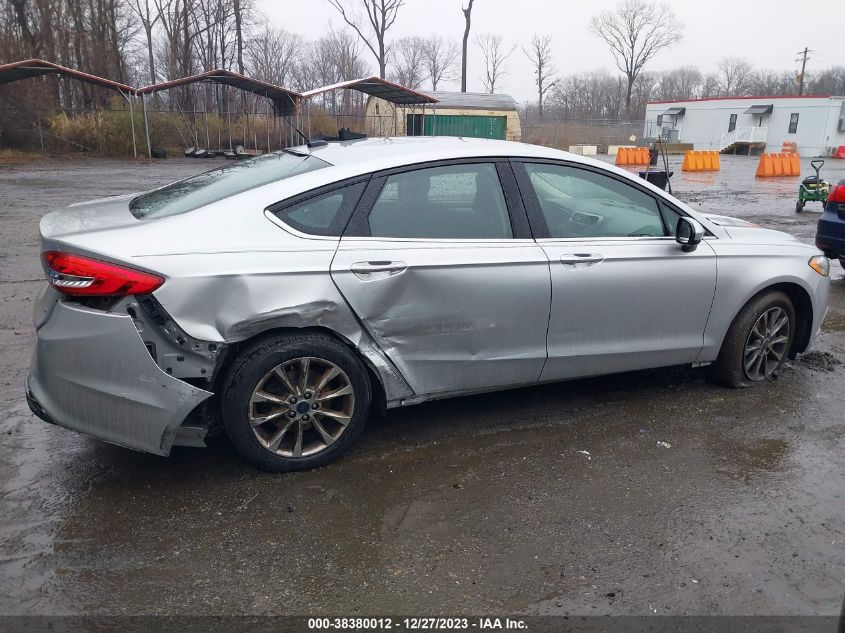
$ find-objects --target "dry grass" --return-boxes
[0,148,43,164]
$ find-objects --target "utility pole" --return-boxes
[795,47,811,95]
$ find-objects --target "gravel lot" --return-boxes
[0,152,843,617]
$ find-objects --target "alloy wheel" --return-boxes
[742,307,790,382]
[248,357,355,458]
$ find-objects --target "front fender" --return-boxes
[698,243,829,361]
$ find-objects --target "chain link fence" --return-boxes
[0,105,397,157]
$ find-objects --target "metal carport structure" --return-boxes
[135,69,303,159]
[0,58,140,156]
[300,76,438,137]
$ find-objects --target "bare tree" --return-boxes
[422,35,458,90]
[548,70,625,120]
[247,22,300,86]
[748,68,796,96]
[717,56,752,96]
[655,65,702,101]
[389,36,426,90]
[129,0,161,84]
[327,0,404,79]
[523,34,556,122]
[233,0,244,73]
[590,0,682,118]
[460,0,474,92]
[476,33,514,94]
[700,71,721,98]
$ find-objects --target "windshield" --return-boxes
[129,151,330,220]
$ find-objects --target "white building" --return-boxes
[643,95,845,156]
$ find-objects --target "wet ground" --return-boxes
[0,153,843,616]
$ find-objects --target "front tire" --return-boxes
[221,333,371,471]
[708,290,795,388]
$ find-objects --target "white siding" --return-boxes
[644,97,845,156]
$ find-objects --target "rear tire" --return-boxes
[707,290,795,388]
[795,200,805,213]
[221,333,371,471]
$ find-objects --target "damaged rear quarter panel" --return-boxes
[141,247,414,404]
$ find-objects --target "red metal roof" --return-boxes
[0,58,134,93]
[648,94,834,105]
[136,69,302,115]
[0,59,437,114]
[301,76,437,105]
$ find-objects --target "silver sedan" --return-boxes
[27,137,830,470]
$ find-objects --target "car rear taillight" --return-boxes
[828,184,845,204]
[829,184,845,220]
[42,251,164,296]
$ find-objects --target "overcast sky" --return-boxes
[258,0,845,102]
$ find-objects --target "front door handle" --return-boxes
[350,261,408,280]
[560,253,604,267]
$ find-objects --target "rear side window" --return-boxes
[366,163,512,239]
[130,151,329,220]
[271,181,366,237]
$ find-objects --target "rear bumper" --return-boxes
[26,300,212,456]
[816,218,845,258]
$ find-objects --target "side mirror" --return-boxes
[676,217,705,252]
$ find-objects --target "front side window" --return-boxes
[130,151,330,220]
[728,114,737,132]
[524,163,666,239]
[788,113,799,134]
[367,163,512,239]
[271,181,366,236]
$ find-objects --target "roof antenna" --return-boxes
[283,113,326,148]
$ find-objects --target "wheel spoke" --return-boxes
[744,342,763,355]
[312,418,336,446]
[317,410,351,426]
[300,358,311,393]
[273,366,298,397]
[250,410,287,427]
[318,384,353,402]
[266,418,296,451]
[292,421,304,457]
[744,349,761,372]
[764,352,777,377]
[250,390,289,406]
[771,315,788,336]
[315,366,341,393]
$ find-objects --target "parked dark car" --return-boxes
[816,179,845,268]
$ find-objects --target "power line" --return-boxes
[795,47,811,95]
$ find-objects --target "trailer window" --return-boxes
[130,151,330,220]
[788,113,799,134]
[728,114,737,133]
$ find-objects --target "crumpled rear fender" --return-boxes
[27,300,212,455]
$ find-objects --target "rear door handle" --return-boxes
[350,261,407,280]
[560,253,604,267]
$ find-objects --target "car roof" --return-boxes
[286,136,672,200]
[296,136,574,171]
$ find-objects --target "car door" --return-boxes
[512,159,718,381]
[330,159,551,397]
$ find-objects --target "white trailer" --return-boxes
[644,95,845,156]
